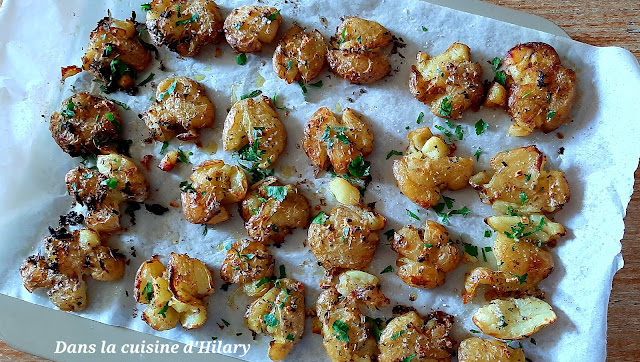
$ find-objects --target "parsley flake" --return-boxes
[381,265,394,274]
[241,89,262,100]
[176,14,199,26]
[102,178,118,190]
[266,186,288,202]
[236,53,247,65]
[519,191,529,205]
[386,150,403,160]
[417,111,424,124]
[267,9,280,21]
[332,320,350,342]
[439,96,452,117]
[490,57,502,71]
[157,79,178,101]
[495,71,507,86]
[384,229,395,241]
[406,209,420,221]
[475,119,488,135]
[474,148,482,161]
[312,211,329,224]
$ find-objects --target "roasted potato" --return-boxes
[308,205,386,275]
[223,95,286,169]
[484,82,507,109]
[393,127,474,209]
[245,278,305,361]
[502,42,577,136]
[316,271,389,362]
[458,337,525,362]
[302,107,374,174]
[469,146,570,214]
[49,93,122,156]
[327,17,392,84]
[409,42,484,119]
[81,16,152,93]
[146,0,224,57]
[20,228,125,311]
[485,214,566,245]
[220,239,274,297]
[273,24,327,84]
[329,177,361,206]
[379,311,456,362]
[66,153,149,233]
[224,5,282,53]
[134,253,214,331]
[472,297,557,340]
[240,177,310,245]
[143,76,215,142]
[181,160,248,225]
[391,221,461,289]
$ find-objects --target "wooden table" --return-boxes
[1,0,638,361]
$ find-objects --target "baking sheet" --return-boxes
[1,0,639,361]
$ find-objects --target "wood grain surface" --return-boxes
[0,0,638,361]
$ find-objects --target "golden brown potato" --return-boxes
[223,95,286,169]
[462,214,563,303]
[273,24,327,84]
[391,221,460,289]
[393,127,474,209]
[472,297,557,340]
[20,228,125,311]
[484,82,507,109]
[240,177,310,245]
[145,0,224,57]
[220,239,274,297]
[327,17,392,84]
[458,337,526,362]
[66,153,149,233]
[181,160,248,225]
[134,253,214,331]
[302,107,374,174]
[143,76,215,142]
[329,177,361,206]
[409,42,484,120]
[308,205,386,276]
[49,93,122,156]
[469,146,570,214]
[316,271,389,362]
[224,5,282,53]
[81,16,152,93]
[245,278,305,361]
[502,42,577,136]
[379,311,456,362]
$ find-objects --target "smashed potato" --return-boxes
[50,93,122,156]
[379,311,456,362]
[302,107,374,174]
[273,24,327,84]
[327,17,392,84]
[240,177,310,245]
[66,153,149,233]
[134,253,214,331]
[458,338,525,362]
[503,42,577,136]
[81,16,152,93]
[20,228,125,311]
[224,5,282,53]
[469,146,570,214]
[484,82,507,109]
[143,76,215,142]
[462,215,563,303]
[409,42,484,119]
[393,127,474,208]
[391,221,461,289]
[245,278,305,361]
[146,0,224,57]
[181,160,248,225]
[308,205,386,275]
[223,95,286,169]
[472,297,557,340]
[220,239,274,297]
[316,271,389,362]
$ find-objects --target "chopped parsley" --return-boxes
[158,303,169,317]
[341,227,349,243]
[202,226,208,236]
[298,81,308,94]
[519,191,529,205]
[422,26,428,31]
[490,57,502,71]
[279,265,286,279]
[160,142,169,155]
[512,273,528,284]
[339,27,347,44]
[236,53,247,65]
[474,148,483,161]
[176,148,191,163]
[179,181,195,192]
[263,313,279,327]
[406,209,420,221]
[267,9,280,21]
[524,173,532,182]
[386,150,403,160]
[157,79,178,101]
[475,119,488,135]
[221,318,231,327]
[443,195,455,209]
[272,94,287,109]
[312,211,329,224]
[434,125,453,139]
[322,126,351,148]
[547,110,556,119]
[176,14,199,26]
[241,89,262,100]
[108,98,130,110]
[417,111,424,124]
[530,338,537,345]
[309,80,323,88]
[102,178,118,190]
[332,320,350,343]
[104,44,113,57]
[434,200,470,225]
[266,185,287,202]
[439,96,452,117]
[347,155,370,178]
[138,73,155,87]
[470,329,481,334]
[286,334,295,341]
[142,282,154,302]
[381,265,394,274]
[425,243,433,248]
[366,317,384,341]
[504,217,546,242]
[384,229,395,241]
[499,316,509,328]
[106,113,122,132]
[141,3,151,11]
[495,71,507,86]
[521,91,532,99]
[61,99,76,118]
[403,355,417,362]
[484,230,492,238]
[255,276,273,288]
[391,330,405,340]
[464,243,478,257]
[235,127,274,182]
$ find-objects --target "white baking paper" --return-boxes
[1,0,639,361]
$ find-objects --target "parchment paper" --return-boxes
[1,0,639,361]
